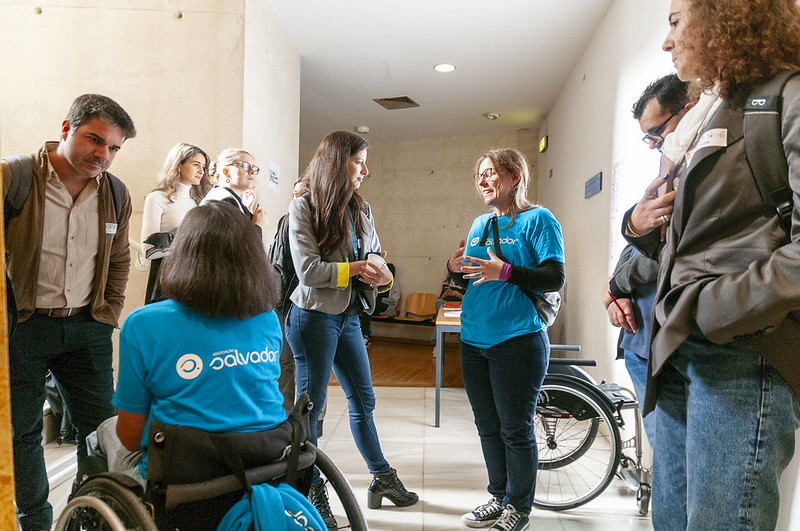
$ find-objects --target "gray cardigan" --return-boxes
[288,195,382,315]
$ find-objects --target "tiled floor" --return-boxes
[316,386,653,530]
[46,385,653,530]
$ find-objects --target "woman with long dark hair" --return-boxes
[285,131,418,529]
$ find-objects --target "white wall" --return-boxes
[537,0,672,384]
[539,0,800,527]
[243,0,301,237]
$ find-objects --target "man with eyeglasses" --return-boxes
[601,74,692,457]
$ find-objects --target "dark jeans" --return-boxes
[10,311,116,531]
[286,306,390,480]
[460,331,549,513]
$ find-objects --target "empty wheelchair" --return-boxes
[533,354,651,515]
[55,395,367,530]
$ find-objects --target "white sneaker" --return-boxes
[462,498,504,528]
[490,505,530,531]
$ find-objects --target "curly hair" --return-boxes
[153,142,212,204]
[683,0,800,98]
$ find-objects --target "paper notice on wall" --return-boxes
[269,161,280,193]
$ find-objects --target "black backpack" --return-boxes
[742,69,800,234]
[268,213,297,316]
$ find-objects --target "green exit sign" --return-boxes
[539,136,549,153]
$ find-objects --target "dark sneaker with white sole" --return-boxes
[490,505,530,531]
[461,497,504,528]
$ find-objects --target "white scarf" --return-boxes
[661,86,724,168]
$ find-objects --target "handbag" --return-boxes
[534,291,561,327]
[480,214,561,327]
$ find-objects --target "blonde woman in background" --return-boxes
[141,142,212,304]
[201,148,267,232]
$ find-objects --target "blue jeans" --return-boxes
[652,325,800,530]
[10,312,116,531]
[460,331,549,513]
[624,349,655,448]
[285,306,390,479]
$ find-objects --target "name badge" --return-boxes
[105,223,117,234]
[687,128,728,162]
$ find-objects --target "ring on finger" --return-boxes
[644,192,656,200]
[659,214,670,223]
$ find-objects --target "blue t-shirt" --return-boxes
[113,299,287,477]
[460,207,564,349]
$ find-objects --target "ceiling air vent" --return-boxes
[372,96,420,110]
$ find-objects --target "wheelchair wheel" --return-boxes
[311,443,368,531]
[534,375,622,511]
[56,476,157,531]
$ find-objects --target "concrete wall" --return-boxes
[0,0,300,324]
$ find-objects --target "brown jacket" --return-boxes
[2,142,131,327]
[624,75,800,414]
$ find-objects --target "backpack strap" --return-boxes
[3,157,125,226]
[106,172,125,225]
[3,155,34,228]
[742,69,800,234]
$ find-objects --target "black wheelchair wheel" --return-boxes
[534,375,622,511]
[56,475,157,531]
[310,443,368,531]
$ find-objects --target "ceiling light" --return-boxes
[483,112,500,120]
[355,126,370,134]
[434,63,456,73]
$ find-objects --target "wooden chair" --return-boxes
[395,293,437,322]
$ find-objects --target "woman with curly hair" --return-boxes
[623,0,800,528]
[141,142,212,303]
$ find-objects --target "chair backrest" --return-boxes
[403,293,437,318]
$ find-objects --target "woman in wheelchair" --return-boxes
[84,201,320,526]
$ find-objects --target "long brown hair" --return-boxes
[301,131,369,256]
[683,0,800,99]
[160,201,278,319]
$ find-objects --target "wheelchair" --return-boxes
[533,352,652,516]
[55,395,367,531]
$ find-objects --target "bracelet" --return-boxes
[499,262,512,282]
[625,219,643,238]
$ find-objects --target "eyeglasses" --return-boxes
[641,113,677,146]
[230,161,260,175]
[473,167,498,183]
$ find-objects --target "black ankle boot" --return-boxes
[308,480,337,529]
[367,468,419,509]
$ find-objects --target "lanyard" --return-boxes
[348,207,359,260]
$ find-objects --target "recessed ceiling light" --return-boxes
[483,112,500,120]
[434,63,456,73]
